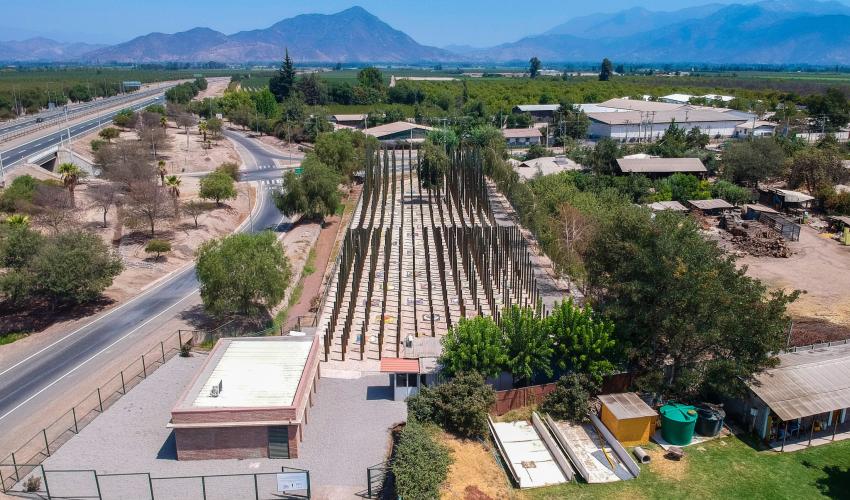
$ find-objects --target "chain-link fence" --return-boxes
[0,329,196,494]
[0,465,310,500]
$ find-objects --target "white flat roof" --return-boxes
[192,338,313,408]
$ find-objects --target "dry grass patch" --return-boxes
[438,433,517,500]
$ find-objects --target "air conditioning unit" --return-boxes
[405,335,414,348]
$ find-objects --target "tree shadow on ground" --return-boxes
[803,460,850,499]
[0,296,115,336]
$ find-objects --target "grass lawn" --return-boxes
[525,434,850,500]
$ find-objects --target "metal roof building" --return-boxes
[740,342,850,451]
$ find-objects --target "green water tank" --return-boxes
[659,403,698,446]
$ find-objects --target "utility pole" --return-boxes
[0,150,5,186]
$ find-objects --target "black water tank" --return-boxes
[695,405,725,437]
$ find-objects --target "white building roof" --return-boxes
[588,108,743,126]
[192,338,313,408]
[661,93,694,104]
[596,98,684,113]
[332,114,367,122]
[514,104,561,112]
[617,157,707,174]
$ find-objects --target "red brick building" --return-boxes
[169,335,320,460]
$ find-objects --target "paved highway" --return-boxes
[0,129,297,447]
[0,94,167,170]
[0,85,174,138]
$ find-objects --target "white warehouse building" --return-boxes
[586,108,747,142]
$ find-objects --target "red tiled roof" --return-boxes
[380,358,420,373]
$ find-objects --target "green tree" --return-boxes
[391,420,450,500]
[0,222,42,268]
[251,89,278,119]
[199,171,237,206]
[599,58,614,81]
[501,305,553,386]
[275,155,341,222]
[195,231,292,316]
[529,56,542,79]
[788,146,847,194]
[57,162,84,207]
[723,138,786,186]
[805,87,850,132]
[419,140,448,190]
[540,373,600,423]
[545,299,616,383]
[406,372,495,439]
[295,73,327,105]
[357,67,385,90]
[112,109,136,128]
[686,127,710,150]
[98,127,120,143]
[144,239,171,261]
[650,121,688,158]
[11,231,123,308]
[426,128,459,150]
[269,49,296,103]
[585,209,798,398]
[589,138,620,175]
[439,316,507,378]
[711,180,753,205]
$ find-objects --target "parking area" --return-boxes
[34,350,406,499]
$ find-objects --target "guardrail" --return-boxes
[0,85,173,144]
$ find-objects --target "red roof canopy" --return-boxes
[380,358,420,373]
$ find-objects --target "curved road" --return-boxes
[0,130,296,446]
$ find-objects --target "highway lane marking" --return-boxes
[0,290,199,423]
[0,143,274,380]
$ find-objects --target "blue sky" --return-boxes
[2,0,847,46]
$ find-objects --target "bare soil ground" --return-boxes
[0,131,254,341]
[737,225,850,344]
[439,433,517,500]
[73,118,239,175]
[195,77,230,100]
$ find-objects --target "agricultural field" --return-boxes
[0,67,237,117]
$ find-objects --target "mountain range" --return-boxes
[2,1,850,65]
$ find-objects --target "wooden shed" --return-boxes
[598,393,658,446]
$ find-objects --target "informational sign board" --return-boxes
[277,472,309,492]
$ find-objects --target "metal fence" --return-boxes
[0,464,311,500]
[365,461,392,499]
[0,330,195,494]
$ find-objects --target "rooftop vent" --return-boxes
[209,379,223,397]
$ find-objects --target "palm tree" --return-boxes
[165,175,181,198]
[160,115,168,133]
[157,160,167,186]
[57,162,83,206]
[6,214,29,227]
[198,121,208,142]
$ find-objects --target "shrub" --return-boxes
[0,175,38,211]
[406,372,495,438]
[391,420,450,500]
[144,239,171,260]
[90,139,106,152]
[540,373,600,423]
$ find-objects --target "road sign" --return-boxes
[277,471,309,492]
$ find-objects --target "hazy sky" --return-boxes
[2,0,847,46]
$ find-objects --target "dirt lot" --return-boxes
[73,117,240,175]
[738,225,850,344]
[195,76,230,100]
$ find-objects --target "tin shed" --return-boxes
[598,393,658,446]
